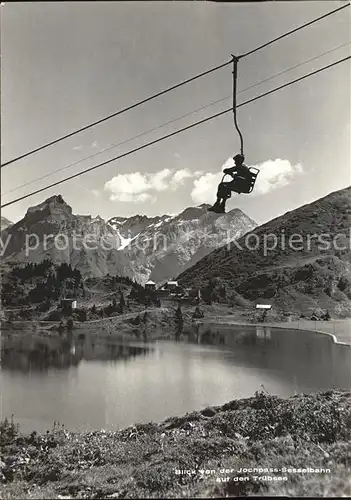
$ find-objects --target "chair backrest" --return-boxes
[235,168,259,194]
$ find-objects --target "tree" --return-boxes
[119,291,126,313]
[201,286,212,305]
[67,318,74,332]
[7,311,14,324]
[77,309,87,322]
[132,314,141,325]
[58,321,64,336]
[104,304,114,317]
[175,304,184,330]
[192,306,204,319]
[111,276,118,292]
[175,303,183,323]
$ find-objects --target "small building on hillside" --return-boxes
[165,280,179,291]
[255,304,272,311]
[255,303,272,322]
[61,298,77,315]
[145,280,156,291]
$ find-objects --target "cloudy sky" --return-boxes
[1,1,350,225]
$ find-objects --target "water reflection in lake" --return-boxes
[1,324,350,433]
[181,323,351,392]
[1,332,149,372]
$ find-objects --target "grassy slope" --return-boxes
[177,187,351,316]
[1,390,350,499]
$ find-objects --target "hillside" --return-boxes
[177,187,351,316]
[1,390,350,498]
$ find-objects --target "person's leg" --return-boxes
[208,183,224,211]
[219,182,233,197]
[218,183,232,212]
[208,182,231,212]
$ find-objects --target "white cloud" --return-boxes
[170,168,204,191]
[105,172,150,198]
[190,158,229,204]
[252,159,303,195]
[72,145,83,151]
[91,141,98,148]
[104,169,173,203]
[172,169,192,185]
[170,169,196,190]
[191,172,222,204]
[111,192,156,203]
[104,167,206,203]
[150,169,173,191]
[91,189,100,197]
[190,158,303,203]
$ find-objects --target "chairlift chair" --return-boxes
[221,166,259,195]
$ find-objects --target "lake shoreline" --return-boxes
[3,306,351,346]
[197,317,351,346]
[0,390,350,499]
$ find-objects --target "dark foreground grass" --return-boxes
[1,390,350,498]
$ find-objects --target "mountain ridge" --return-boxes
[1,195,257,284]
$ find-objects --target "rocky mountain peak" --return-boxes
[26,194,73,217]
[1,216,13,231]
[175,205,211,222]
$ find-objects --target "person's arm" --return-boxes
[223,165,237,176]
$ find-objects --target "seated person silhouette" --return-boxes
[208,154,249,213]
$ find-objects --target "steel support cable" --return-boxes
[230,1,350,157]
[1,3,349,169]
[237,3,350,59]
[0,60,232,169]
[2,55,349,210]
[5,39,349,198]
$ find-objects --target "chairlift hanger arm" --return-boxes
[231,54,244,156]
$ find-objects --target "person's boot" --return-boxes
[208,201,226,213]
[208,201,220,212]
[213,204,225,214]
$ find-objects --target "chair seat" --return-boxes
[221,166,259,195]
[232,174,256,194]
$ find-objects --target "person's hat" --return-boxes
[233,153,245,162]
